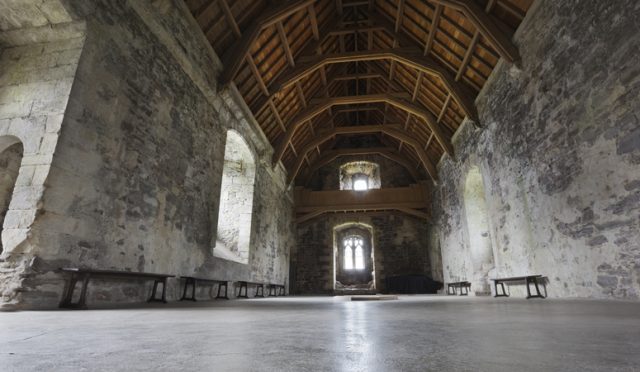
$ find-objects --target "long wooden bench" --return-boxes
[491,275,546,299]
[447,281,471,296]
[59,268,174,309]
[179,277,229,301]
[236,281,265,298]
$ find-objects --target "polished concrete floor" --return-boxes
[1,296,639,371]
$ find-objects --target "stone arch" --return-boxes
[0,135,24,255]
[213,130,256,264]
[463,165,495,295]
[339,161,381,190]
[333,222,375,291]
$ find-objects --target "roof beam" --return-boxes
[428,0,520,63]
[285,123,438,184]
[273,93,453,166]
[271,49,478,123]
[302,147,421,183]
[219,0,316,86]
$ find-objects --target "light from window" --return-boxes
[353,179,368,191]
[354,244,364,270]
[343,236,365,270]
[344,239,354,270]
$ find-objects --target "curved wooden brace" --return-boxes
[428,0,520,63]
[269,49,478,123]
[300,147,422,185]
[285,124,438,184]
[272,94,453,167]
[218,0,317,86]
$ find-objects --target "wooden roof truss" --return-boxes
[185,0,533,185]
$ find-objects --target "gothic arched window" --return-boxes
[343,235,365,270]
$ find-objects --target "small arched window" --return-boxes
[339,161,381,190]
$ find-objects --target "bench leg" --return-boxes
[59,273,90,309]
[279,286,285,296]
[59,274,78,309]
[494,282,509,297]
[447,284,454,295]
[460,285,468,296]
[237,282,248,298]
[526,277,546,299]
[255,284,264,298]
[180,278,197,302]
[149,279,169,303]
[269,285,276,297]
[77,273,90,309]
[216,282,229,300]
[180,278,197,301]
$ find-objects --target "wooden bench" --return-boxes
[179,277,229,301]
[236,281,266,298]
[59,268,174,309]
[491,275,546,299]
[268,283,286,296]
[447,281,471,296]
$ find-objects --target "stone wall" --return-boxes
[0,24,85,307]
[0,0,294,309]
[295,151,433,294]
[294,213,430,294]
[433,0,640,299]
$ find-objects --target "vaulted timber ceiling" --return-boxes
[184,0,533,185]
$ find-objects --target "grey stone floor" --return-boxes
[1,296,639,371]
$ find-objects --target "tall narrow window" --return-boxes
[214,130,256,264]
[343,235,364,271]
[344,239,354,270]
[354,242,365,270]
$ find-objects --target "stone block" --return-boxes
[8,185,44,210]
[3,209,36,229]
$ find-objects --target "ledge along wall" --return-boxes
[433,0,640,299]
[0,0,294,309]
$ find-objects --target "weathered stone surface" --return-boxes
[294,213,431,294]
[433,0,640,299]
[0,27,83,307]
[0,0,294,309]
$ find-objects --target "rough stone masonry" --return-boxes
[0,0,294,309]
[433,0,640,299]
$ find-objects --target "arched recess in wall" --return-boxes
[333,222,375,291]
[0,136,24,255]
[339,161,381,191]
[463,166,495,295]
[213,130,256,264]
